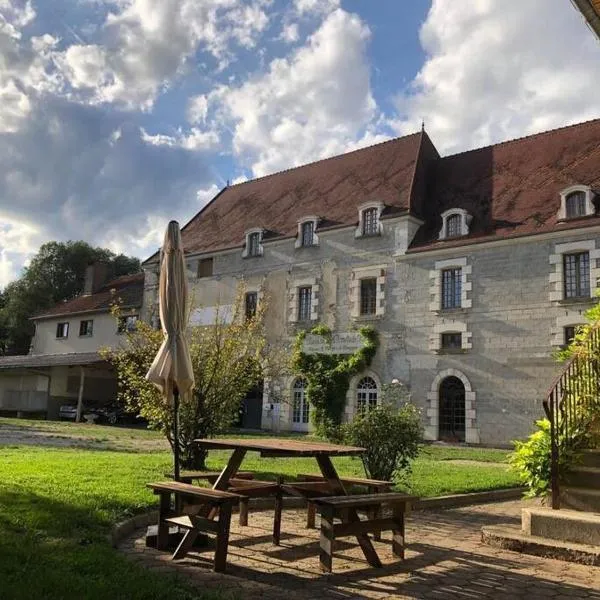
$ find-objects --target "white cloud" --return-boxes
[208,8,378,176]
[187,94,209,124]
[55,0,270,109]
[294,0,340,16]
[279,23,299,43]
[141,127,220,150]
[0,214,43,289]
[393,0,600,154]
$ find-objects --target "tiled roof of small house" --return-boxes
[409,118,600,250]
[177,131,425,256]
[32,272,144,320]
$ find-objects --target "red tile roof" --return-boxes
[178,132,424,256]
[410,118,600,250]
[33,272,144,320]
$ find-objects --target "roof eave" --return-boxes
[571,0,600,39]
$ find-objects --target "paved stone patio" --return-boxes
[119,499,600,599]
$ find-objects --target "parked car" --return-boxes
[58,404,82,420]
[58,402,140,425]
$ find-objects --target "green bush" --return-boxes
[508,419,553,498]
[342,402,423,482]
[508,418,587,499]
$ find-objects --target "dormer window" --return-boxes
[242,228,264,258]
[566,191,586,218]
[295,216,319,248]
[355,202,384,238]
[439,209,472,240]
[558,185,595,220]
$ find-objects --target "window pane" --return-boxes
[248,233,260,256]
[362,208,378,236]
[118,315,138,333]
[446,214,462,237]
[357,376,377,413]
[441,268,462,309]
[298,286,312,321]
[441,332,462,349]
[56,322,69,338]
[79,320,93,336]
[245,292,257,320]
[564,326,578,347]
[301,221,314,247]
[360,278,377,315]
[566,192,586,219]
[563,252,590,298]
[198,258,213,278]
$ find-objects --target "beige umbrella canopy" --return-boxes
[146,220,195,480]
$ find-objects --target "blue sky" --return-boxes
[0,0,599,288]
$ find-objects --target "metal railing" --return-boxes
[543,325,600,508]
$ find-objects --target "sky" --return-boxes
[1,0,600,289]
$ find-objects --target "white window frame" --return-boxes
[438,208,472,240]
[350,265,386,318]
[356,376,378,413]
[355,202,384,238]
[288,277,319,323]
[295,216,320,248]
[548,240,600,303]
[56,322,69,339]
[557,185,595,221]
[242,228,264,258]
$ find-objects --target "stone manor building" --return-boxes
[143,118,600,446]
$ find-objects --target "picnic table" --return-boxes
[191,437,385,569]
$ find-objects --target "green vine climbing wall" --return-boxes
[291,325,379,440]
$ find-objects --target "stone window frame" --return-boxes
[548,240,600,303]
[355,201,384,238]
[429,320,472,352]
[425,369,479,444]
[429,257,472,312]
[242,227,265,258]
[344,370,382,423]
[288,276,319,323]
[350,265,386,319]
[438,208,472,240]
[557,185,595,221]
[550,311,587,347]
[295,216,320,249]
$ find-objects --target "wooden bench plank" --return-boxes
[147,481,243,502]
[298,473,393,489]
[165,471,254,482]
[312,492,415,509]
[281,481,334,499]
[164,515,220,534]
[333,518,399,538]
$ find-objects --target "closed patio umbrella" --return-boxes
[146,220,195,481]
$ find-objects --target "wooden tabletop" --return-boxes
[193,437,365,457]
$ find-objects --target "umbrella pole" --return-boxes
[173,387,180,482]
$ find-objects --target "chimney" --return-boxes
[83,262,109,295]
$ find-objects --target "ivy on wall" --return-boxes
[291,325,378,440]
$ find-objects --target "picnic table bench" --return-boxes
[147,481,243,571]
[297,473,394,536]
[312,492,416,572]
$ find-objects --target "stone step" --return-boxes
[482,525,600,566]
[563,466,600,489]
[560,486,600,513]
[580,449,600,469]
[522,507,600,546]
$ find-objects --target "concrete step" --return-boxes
[580,449,600,469]
[560,486,600,512]
[563,466,600,489]
[482,525,600,565]
[522,507,600,546]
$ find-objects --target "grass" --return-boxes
[0,418,518,598]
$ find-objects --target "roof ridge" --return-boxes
[443,117,600,160]
[226,130,423,190]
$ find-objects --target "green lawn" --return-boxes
[0,418,518,599]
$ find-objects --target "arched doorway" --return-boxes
[439,376,466,442]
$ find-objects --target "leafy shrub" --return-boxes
[342,402,423,482]
[508,419,553,498]
[509,418,586,498]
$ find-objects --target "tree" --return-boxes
[0,241,141,354]
[103,289,283,469]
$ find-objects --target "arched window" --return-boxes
[446,214,462,238]
[292,378,309,426]
[356,377,378,413]
[566,191,586,219]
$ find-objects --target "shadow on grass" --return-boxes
[0,488,225,600]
